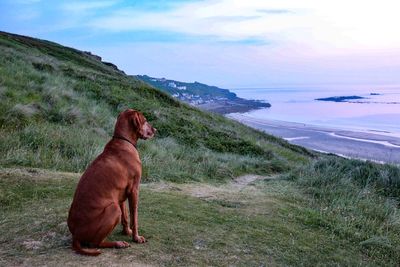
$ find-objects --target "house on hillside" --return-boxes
[168,82,177,88]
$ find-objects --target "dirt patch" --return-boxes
[231,174,273,189]
[144,174,275,201]
[22,240,43,250]
[144,182,225,199]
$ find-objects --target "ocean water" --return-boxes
[231,85,400,136]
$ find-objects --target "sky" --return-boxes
[1,0,400,88]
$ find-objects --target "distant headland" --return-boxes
[136,75,270,114]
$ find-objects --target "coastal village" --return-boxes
[149,77,227,106]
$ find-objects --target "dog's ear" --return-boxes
[130,111,144,130]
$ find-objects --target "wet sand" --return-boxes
[227,113,400,164]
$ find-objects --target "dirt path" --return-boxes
[144,174,277,200]
[232,174,276,189]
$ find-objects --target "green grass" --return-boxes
[2,168,397,266]
[286,157,400,263]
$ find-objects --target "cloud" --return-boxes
[256,9,292,14]
[87,2,297,45]
[85,0,400,52]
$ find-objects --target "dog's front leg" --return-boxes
[128,186,146,243]
[120,201,133,236]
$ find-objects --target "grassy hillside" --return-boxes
[0,31,399,265]
[136,74,239,100]
[0,31,311,182]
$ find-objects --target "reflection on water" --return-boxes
[231,85,400,135]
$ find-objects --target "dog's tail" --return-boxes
[72,239,101,256]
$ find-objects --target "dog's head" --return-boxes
[130,110,157,140]
[116,109,156,140]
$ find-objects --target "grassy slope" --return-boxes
[0,31,399,265]
[0,31,310,182]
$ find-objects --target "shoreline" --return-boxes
[227,113,400,164]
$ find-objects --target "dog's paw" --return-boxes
[122,228,133,236]
[115,241,130,248]
[133,235,146,244]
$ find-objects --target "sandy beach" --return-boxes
[227,113,400,164]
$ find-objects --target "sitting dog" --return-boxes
[67,109,156,256]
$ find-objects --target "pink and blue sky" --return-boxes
[1,0,399,88]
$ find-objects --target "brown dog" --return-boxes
[67,109,156,256]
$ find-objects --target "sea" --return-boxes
[231,85,400,137]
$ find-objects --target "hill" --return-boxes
[0,31,399,265]
[136,74,238,100]
[136,74,271,114]
[0,31,309,178]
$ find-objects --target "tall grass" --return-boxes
[0,123,105,172]
[140,138,288,183]
[287,156,400,262]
